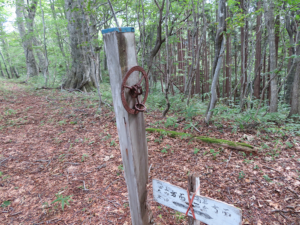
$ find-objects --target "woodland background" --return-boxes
[1,0,300,224]
[0,0,299,125]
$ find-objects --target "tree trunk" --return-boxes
[0,60,5,77]
[284,11,297,104]
[225,7,231,100]
[162,0,170,117]
[254,0,262,99]
[0,50,11,78]
[63,0,97,91]
[288,31,300,117]
[15,0,39,77]
[264,0,278,112]
[205,0,226,123]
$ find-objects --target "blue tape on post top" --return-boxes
[101,27,135,34]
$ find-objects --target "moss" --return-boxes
[146,128,254,149]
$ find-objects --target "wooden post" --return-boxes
[188,174,201,225]
[102,27,152,225]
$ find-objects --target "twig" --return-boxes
[226,151,232,168]
[107,200,118,208]
[96,164,106,170]
[104,178,120,191]
[286,187,299,198]
[82,181,89,191]
[0,158,8,166]
[10,211,22,216]
[148,164,152,173]
[35,160,49,162]
[262,165,282,174]
[272,210,300,213]
[64,162,80,165]
[46,157,53,168]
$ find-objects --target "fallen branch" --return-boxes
[146,128,257,152]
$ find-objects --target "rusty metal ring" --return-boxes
[121,66,149,114]
[135,103,146,112]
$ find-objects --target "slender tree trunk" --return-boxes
[264,0,278,112]
[284,11,297,104]
[15,0,39,77]
[0,60,4,77]
[0,50,11,78]
[162,0,170,117]
[254,0,262,99]
[225,7,231,101]
[205,0,226,123]
[49,0,70,75]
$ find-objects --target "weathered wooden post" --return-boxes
[188,174,201,225]
[102,27,152,225]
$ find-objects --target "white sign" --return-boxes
[153,179,242,225]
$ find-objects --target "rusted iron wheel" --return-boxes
[121,66,149,115]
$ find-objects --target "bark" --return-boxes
[0,50,11,78]
[264,0,278,112]
[205,0,226,123]
[15,0,39,77]
[49,0,70,75]
[162,0,170,117]
[285,11,297,104]
[0,60,4,77]
[225,8,231,100]
[288,31,300,117]
[1,39,18,78]
[254,0,262,99]
[63,0,98,91]
[39,0,49,87]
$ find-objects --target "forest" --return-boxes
[0,0,300,224]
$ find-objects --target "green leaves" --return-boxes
[1,200,10,208]
[51,193,72,211]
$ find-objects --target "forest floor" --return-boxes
[0,81,300,225]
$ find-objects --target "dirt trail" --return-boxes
[0,82,299,224]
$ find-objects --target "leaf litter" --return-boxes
[0,82,299,224]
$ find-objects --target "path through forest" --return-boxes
[0,81,299,224]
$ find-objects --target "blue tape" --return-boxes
[101,27,135,34]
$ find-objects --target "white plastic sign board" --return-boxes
[153,179,242,225]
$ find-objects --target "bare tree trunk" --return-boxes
[49,0,70,75]
[0,50,11,78]
[15,0,39,77]
[205,0,226,123]
[264,0,278,112]
[162,0,170,117]
[254,0,262,99]
[63,0,97,91]
[288,31,300,117]
[225,7,231,102]
[38,0,49,86]
[0,60,4,77]
[284,10,297,104]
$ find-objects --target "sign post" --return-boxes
[153,179,242,225]
[102,27,152,225]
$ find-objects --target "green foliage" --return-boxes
[1,200,11,208]
[110,140,117,146]
[263,175,272,182]
[286,141,293,148]
[51,193,72,211]
[238,171,245,179]
[210,149,219,160]
[118,164,123,171]
[161,144,171,153]
[165,116,178,128]
[81,154,89,162]
[193,148,200,154]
